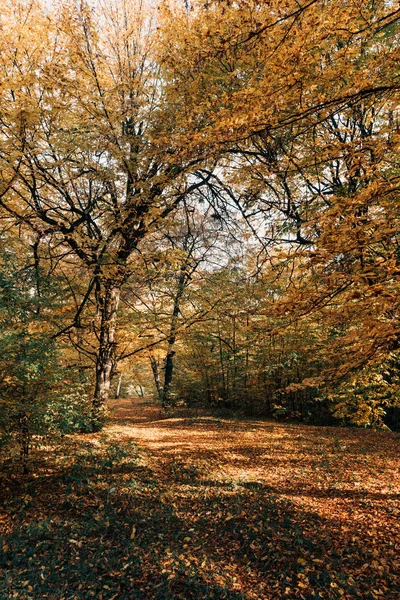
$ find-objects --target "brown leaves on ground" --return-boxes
[0,398,399,600]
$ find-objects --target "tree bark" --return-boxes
[115,372,122,399]
[150,354,163,400]
[92,284,121,422]
[163,349,175,406]
[162,268,187,407]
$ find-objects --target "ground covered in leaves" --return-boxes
[0,398,399,600]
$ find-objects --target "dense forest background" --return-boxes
[0,0,400,464]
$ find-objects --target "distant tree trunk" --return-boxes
[150,354,163,400]
[217,321,227,400]
[163,348,175,406]
[115,372,122,399]
[162,268,187,408]
[92,284,121,422]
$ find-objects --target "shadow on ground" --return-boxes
[0,399,399,600]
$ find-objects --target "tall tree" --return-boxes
[0,0,213,419]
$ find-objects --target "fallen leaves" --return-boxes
[0,398,399,599]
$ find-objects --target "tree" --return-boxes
[159,0,400,417]
[0,0,214,420]
[116,201,230,406]
[0,0,399,429]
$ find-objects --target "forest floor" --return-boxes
[0,398,399,600]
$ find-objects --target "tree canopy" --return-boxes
[0,0,399,451]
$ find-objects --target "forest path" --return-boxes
[107,397,399,516]
[103,397,399,597]
[1,397,399,599]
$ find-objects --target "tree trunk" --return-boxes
[162,268,186,408]
[115,372,122,399]
[150,354,163,400]
[92,284,121,424]
[163,348,175,406]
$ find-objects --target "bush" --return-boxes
[0,244,94,470]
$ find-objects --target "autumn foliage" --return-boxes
[0,1,399,596]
